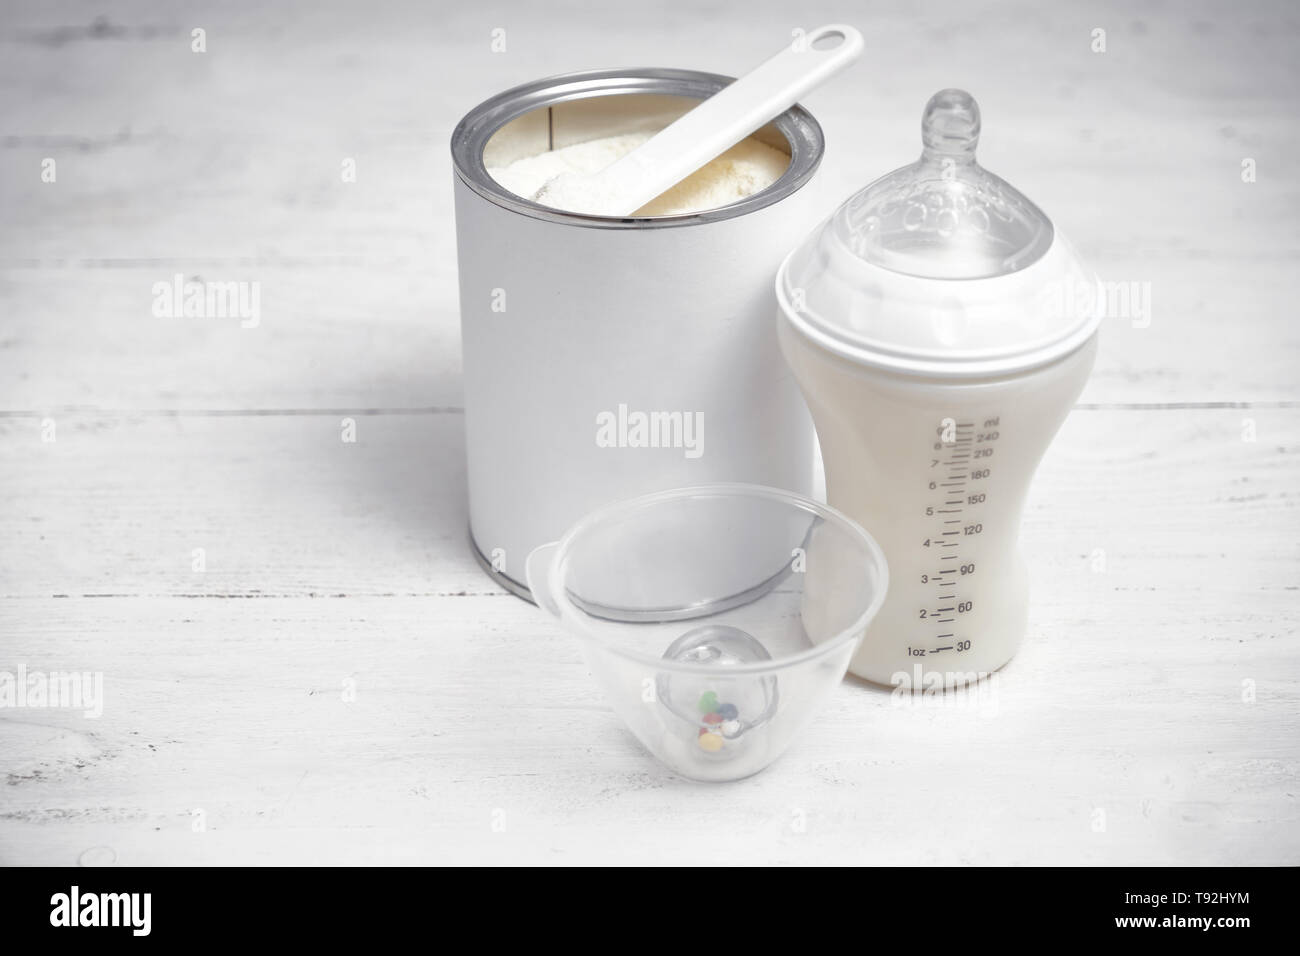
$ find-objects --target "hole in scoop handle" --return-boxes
[524,542,562,617]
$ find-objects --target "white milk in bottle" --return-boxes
[777,90,1102,686]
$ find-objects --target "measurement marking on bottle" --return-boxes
[933,418,980,658]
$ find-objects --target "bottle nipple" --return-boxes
[826,86,1052,280]
[921,88,980,164]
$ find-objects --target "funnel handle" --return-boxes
[524,542,562,617]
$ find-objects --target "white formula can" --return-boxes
[451,69,825,600]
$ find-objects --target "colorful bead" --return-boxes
[697,731,724,752]
[718,703,738,720]
[721,720,742,738]
[702,712,723,725]
[697,691,718,714]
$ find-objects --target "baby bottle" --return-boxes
[777,89,1102,685]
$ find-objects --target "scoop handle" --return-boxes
[594,24,863,215]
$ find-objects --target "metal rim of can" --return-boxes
[450,67,825,229]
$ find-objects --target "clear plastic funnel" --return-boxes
[527,484,889,781]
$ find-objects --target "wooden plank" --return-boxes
[0,588,1294,865]
[2,407,1296,598]
[0,411,478,597]
[1,408,1296,864]
[3,256,1297,411]
[1,1,1297,408]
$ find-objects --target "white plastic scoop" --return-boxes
[531,24,864,217]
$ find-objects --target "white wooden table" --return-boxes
[1,0,1297,865]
